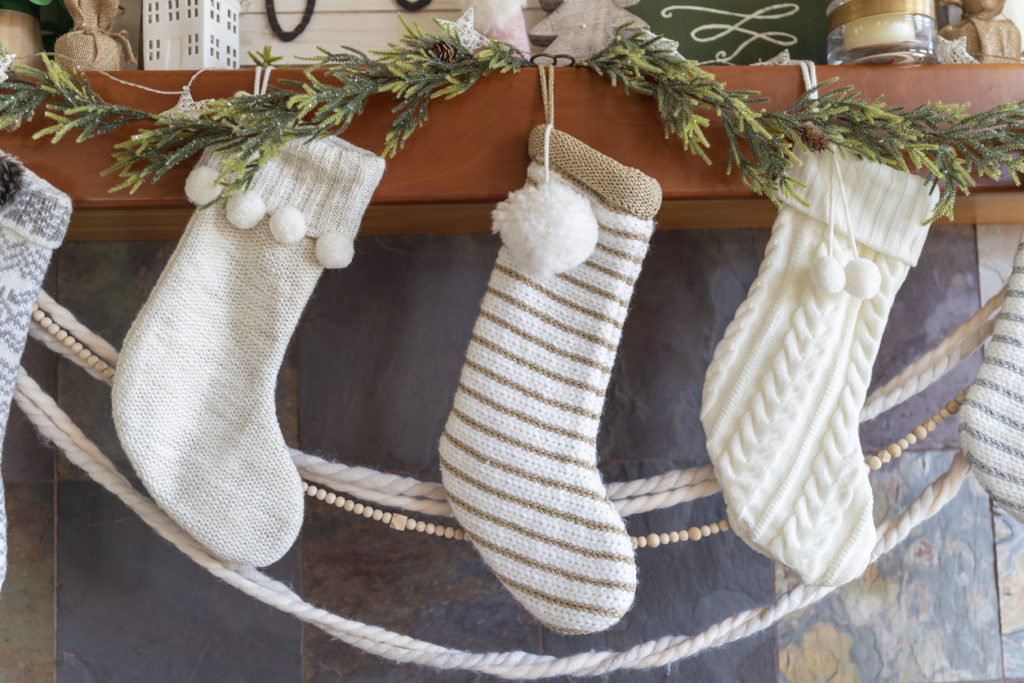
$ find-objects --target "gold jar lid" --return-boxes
[827,0,936,32]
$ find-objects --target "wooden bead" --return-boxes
[389,513,407,530]
[39,317,51,327]
[646,533,660,548]
[453,529,465,540]
[878,449,890,464]
[720,520,730,532]
[631,537,639,549]
[867,455,882,470]
[924,419,937,432]
[897,438,909,450]
[62,336,75,347]
[956,392,966,403]
[405,518,416,531]
[636,535,647,548]
[939,408,951,420]
[334,496,346,508]
[103,368,115,378]
[381,512,392,524]
[688,527,701,542]
[343,500,354,512]
[302,482,310,492]
[913,425,928,440]
[31,310,44,322]
[659,533,670,545]
[710,523,720,534]
[305,486,317,497]
[94,361,108,371]
[362,506,373,518]
[352,503,364,515]
[946,401,960,414]
[425,523,435,535]
[669,531,680,543]
[70,342,83,353]
[46,323,59,334]
[444,527,454,539]
[77,348,91,360]
[415,521,426,532]
[699,525,710,537]
[315,488,327,501]
[372,509,383,521]
[55,330,67,341]
[887,444,902,459]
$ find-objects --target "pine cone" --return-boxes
[430,41,458,63]
[801,126,829,152]
[0,151,24,207]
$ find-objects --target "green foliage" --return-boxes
[0,21,1021,219]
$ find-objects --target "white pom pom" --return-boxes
[491,182,598,280]
[225,191,267,230]
[184,166,221,206]
[316,233,354,269]
[845,257,881,299]
[269,206,307,244]
[810,255,845,295]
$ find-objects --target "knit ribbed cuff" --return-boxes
[202,137,385,241]
[782,152,938,266]
[0,169,72,250]
[527,126,662,220]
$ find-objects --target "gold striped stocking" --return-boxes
[439,126,661,634]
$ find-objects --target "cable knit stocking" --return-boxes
[112,138,384,567]
[701,151,936,586]
[440,126,662,634]
[0,152,71,592]
[960,229,1024,522]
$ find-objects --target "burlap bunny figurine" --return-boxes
[55,0,136,71]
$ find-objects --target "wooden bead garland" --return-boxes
[31,304,115,379]
[302,480,728,550]
[864,389,966,471]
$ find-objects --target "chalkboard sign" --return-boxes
[628,1,828,65]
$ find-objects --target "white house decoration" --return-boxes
[144,0,241,70]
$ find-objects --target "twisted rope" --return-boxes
[28,288,992,520]
[12,367,969,677]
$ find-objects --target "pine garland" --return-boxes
[0,22,1021,220]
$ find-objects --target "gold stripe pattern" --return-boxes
[450,407,597,470]
[458,381,598,445]
[469,335,606,396]
[487,285,618,351]
[495,573,629,620]
[478,310,614,373]
[556,273,631,308]
[464,358,603,419]
[493,263,623,328]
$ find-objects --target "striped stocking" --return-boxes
[439,126,661,634]
[960,229,1024,522]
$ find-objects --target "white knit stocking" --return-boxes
[112,138,384,567]
[701,151,936,586]
[440,127,662,634]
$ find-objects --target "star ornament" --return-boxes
[438,8,489,53]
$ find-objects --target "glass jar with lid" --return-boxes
[827,0,938,64]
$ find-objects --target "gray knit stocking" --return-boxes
[0,152,72,592]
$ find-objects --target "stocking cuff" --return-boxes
[783,152,937,266]
[0,166,72,250]
[527,126,662,220]
[201,137,385,241]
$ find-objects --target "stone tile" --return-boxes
[299,231,776,681]
[861,225,981,452]
[995,508,1024,677]
[56,480,301,683]
[977,224,1021,303]
[776,450,1001,682]
[55,240,177,480]
[0,482,54,682]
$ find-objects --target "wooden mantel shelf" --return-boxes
[3,65,1023,240]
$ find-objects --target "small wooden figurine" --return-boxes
[530,0,648,60]
[939,0,1021,63]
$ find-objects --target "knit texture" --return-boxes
[960,230,1024,523]
[112,138,384,567]
[0,159,72,592]
[440,132,661,634]
[701,151,936,586]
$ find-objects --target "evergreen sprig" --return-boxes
[0,21,1021,218]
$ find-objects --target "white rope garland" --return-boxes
[11,367,970,677]
[29,284,998,520]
